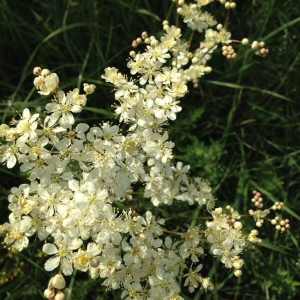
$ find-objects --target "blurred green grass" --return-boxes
[0,0,300,299]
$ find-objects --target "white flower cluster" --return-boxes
[0,1,266,298]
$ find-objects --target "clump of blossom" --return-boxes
[0,0,273,298]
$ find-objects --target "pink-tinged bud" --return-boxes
[33,67,41,76]
[132,40,137,48]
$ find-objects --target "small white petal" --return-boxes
[43,243,58,255]
[44,256,60,271]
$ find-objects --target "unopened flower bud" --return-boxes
[225,2,231,9]
[204,66,212,73]
[44,287,55,299]
[234,221,242,230]
[54,291,66,300]
[141,31,148,39]
[33,67,41,76]
[132,40,137,48]
[129,51,136,57]
[256,221,262,227]
[188,285,195,293]
[230,2,236,9]
[251,41,259,50]
[90,257,100,267]
[242,38,249,45]
[52,274,66,290]
[217,24,223,30]
[234,269,242,277]
[41,69,51,76]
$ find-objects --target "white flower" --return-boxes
[43,234,83,275]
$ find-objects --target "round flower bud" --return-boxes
[44,287,55,299]
[204,66,212,73]
[41,69,51,76]
[251,41,259,50]
[129,51,136,57]
[225,2,231,9]
[234,221,242,230]
[217,24,223,31]
[177,7,183,14]
[234,269,242,277]
[191,57,198,64]
[54,291,66,300]
[33,67,41,76]
[132,40,137,48]
[230,2,236,9]
[256,221,262,227]
[52,274,66,290]
[141,31,148,39]
[188,285,195,293]
[90,258,100,268]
